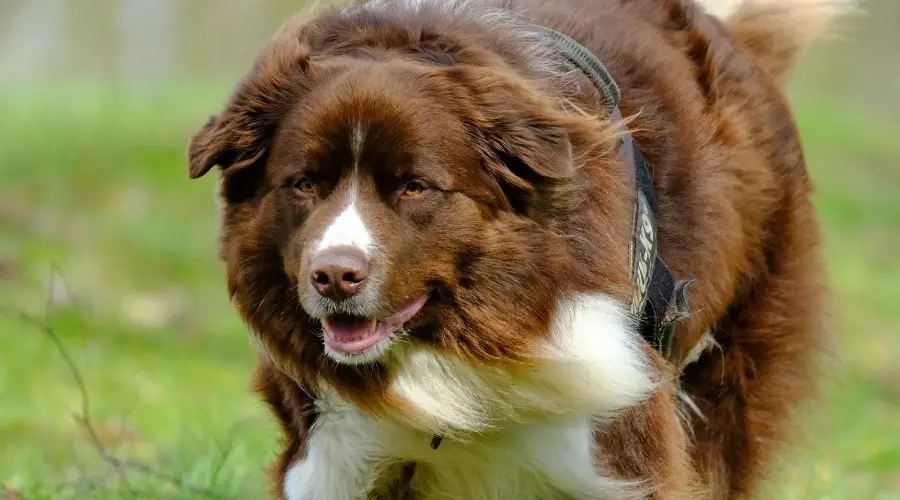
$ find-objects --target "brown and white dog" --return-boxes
[187,0,854,498]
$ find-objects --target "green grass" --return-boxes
[1,83,898,499]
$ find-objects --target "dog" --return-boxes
[187,0,853,498]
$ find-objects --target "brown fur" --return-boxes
[187,0,850,497]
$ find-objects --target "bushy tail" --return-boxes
[696,0,861,79]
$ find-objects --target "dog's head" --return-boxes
[188,2,648,435]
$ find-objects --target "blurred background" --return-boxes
[1,0,897,498]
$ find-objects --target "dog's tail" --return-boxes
[696,0,860,79]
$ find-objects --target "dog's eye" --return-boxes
[402,181,426,198]
[293,177,316,195]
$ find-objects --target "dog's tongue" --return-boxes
[322,316,382,353]
[321,296,429,355]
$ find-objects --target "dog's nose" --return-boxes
[309,248,370,301]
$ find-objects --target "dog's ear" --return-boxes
[478,103,573,186]
[187,36,310,181]
[187,113,267,180]
[188,115,225,179]
[186,103,272,206]
[453,69,575,213]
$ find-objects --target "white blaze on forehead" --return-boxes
[312,119,374,255]
[317,202,373,254]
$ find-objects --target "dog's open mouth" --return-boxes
[322,295,428,355]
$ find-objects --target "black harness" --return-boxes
[537,26,693,360]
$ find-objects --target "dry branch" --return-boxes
[2,268,233,499]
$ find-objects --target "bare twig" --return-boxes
[2,267,232,499]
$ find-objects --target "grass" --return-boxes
[1,82,898,499]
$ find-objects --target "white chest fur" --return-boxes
[283,400,633,500]
[283,293,654,499]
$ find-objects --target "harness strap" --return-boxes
[534,26,620,114]
[537,25,693,358]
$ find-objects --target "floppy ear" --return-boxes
[186,108,271,207]
[187,115,225,179]
[188,16,317,181]
[478,106,573,184]
[188,113,267,178]
[455,70,575,213]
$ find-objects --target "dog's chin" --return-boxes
[318,295,429,366]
